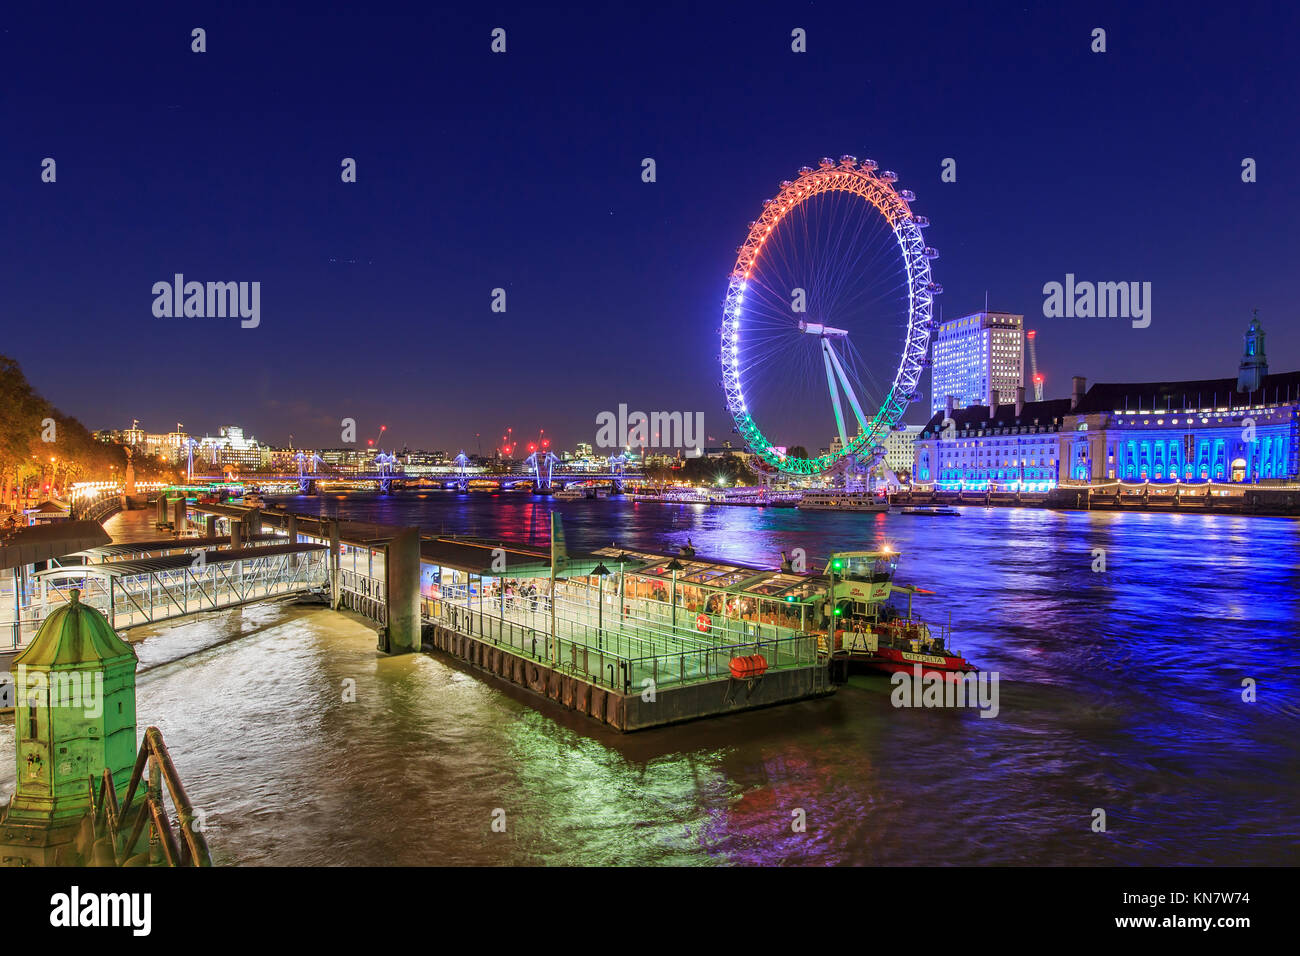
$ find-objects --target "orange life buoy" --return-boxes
[696,613,711,632]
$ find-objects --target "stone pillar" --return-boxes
[206,514,218,538]
[384,526,422,654]
[124,449,136,496]
[246,508,262,537]
[155,495,169,524]
[287,514,298,544]
[171,498,187,534]
[1090,434,1108,482]
[230,519,243,552]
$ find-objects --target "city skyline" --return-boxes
[3,3,1296,452]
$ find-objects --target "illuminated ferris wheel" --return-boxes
[720,155,942,477]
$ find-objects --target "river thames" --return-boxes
[4,494,1296,865]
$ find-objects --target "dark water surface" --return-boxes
[3,493,1296,865]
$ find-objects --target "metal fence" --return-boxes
[338,569,387,625]
[423,598,817,693]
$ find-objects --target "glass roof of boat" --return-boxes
[590,546,821,601]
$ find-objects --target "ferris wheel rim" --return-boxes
[720,157,939,476]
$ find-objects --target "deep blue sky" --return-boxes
[2,1,1296,453]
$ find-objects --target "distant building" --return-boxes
[266,448,304,472]
[197,425,265,469]
[93,424,146,447]
[318,448,377,475]
[930,311,1024,416]
[914,388,1066,491]
[1060,316,1296,484]
[880,424,924,477]
[142,430,188,463]
[915,313,1300,489]
[401,450,447,476]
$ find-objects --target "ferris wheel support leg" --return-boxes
[822,341,849,451]
[824,339,871,438]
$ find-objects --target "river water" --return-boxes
[2,494,1296,865]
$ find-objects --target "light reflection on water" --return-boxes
[0,497,1295,865]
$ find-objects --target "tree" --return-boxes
[0,353,137,509]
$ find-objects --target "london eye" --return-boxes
[720,156,941,477]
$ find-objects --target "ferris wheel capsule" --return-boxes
[798,166,814,176]
[923,246,939,259]
[860,159,878,170]
[818,157,836,168]
[839,154,858,166]
[879,170,898,182]
[780,180,792,188]
[926,281,944,294]
[899,189,916,202]
[913,215,930,228]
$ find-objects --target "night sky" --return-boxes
[2,1,1296,453]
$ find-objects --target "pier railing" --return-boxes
[425,599,818,693]
[338,569,387,625]
[76,491,123,524]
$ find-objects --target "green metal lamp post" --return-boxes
[592,563,610,649]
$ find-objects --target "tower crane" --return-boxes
[1026,330,1044,402]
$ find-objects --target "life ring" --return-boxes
[696,613,711,633]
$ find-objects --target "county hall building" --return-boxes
[913,313,1299,490]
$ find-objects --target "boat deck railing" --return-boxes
[424,598,819,693]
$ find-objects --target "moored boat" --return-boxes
[816,550,975,677]
[798,491,890,512]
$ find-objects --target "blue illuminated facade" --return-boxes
[914,391,1069,491]
[916,314,1300,490]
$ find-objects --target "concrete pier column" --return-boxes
[230,519,243,552]
[328,520,341,610]
[171,498,187,534]
[155,495,168,524]
[384,526,422,654]
[286,514,298,544]
[246,509,263,537]
[206,514,218,538]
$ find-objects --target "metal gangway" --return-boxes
[19,542,329,639]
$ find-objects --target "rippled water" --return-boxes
[2,495,1296,865]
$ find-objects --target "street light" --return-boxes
[592,563,611,648]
